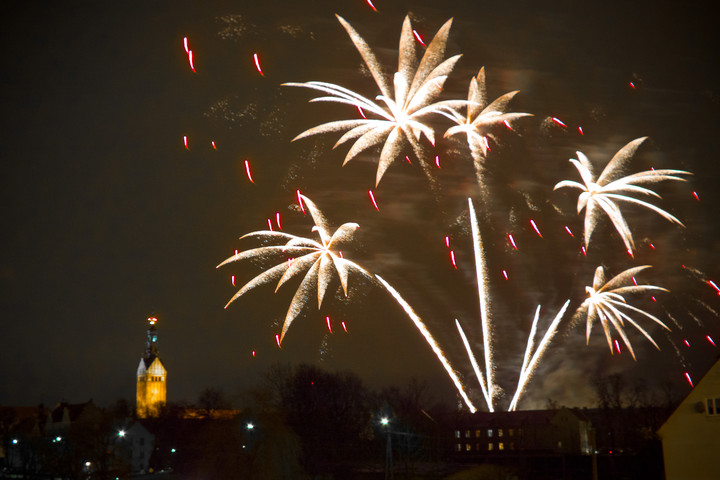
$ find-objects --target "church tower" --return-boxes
[136,316,167,418]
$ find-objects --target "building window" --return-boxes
[487,429,493,438]
[475,429,482,438]
[488,443,494,451]
[499,442,504,451]
[456,444,462,452]
[455,430,461,439]
[508,428,514,437]
[465,430,471,438]
[707,398,720,415]
[498,428,504,437]
[465,443,472,452]
[510,442,515,450]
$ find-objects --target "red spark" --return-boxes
[188,50,195,72]
[564,225,574,237]
[366,0,378,11]
[626,249,634,257]
[341,321,348,333]
[551,117,567,127]
[578,126,584,135]
[629,82,636,89]
[252,350,256,357]
[231,275,235,286]
[435,155,441,168]
[211,141,217,149]
[412,29,426,46]
[326,316,332,333]
[368,190,379,211]
[707,335,716,346]
[275,334,281,348]
[450,250,457,269]
[444,236,450,248]
[244,159,254,183]
[357,106,366,119]
[234,249,239,256]
[709,280,720,294]
[530,219,543,237]
[405,155,412,164]
[632,276,638,286]
[508,234,518,250]
[183,136,188,149]
[649,243,655,249]
[684,339,690,347]
[267,219,273,231]
[183,36,189,53]
[692,191,700,201]
[684,372,694,387]
[651,296,657,302]
[581,246,587,256]
[253,53,264,76]
[502,270,508,280]
[296,190,306,214]
[614,339,621,354]
[275,212,282,230]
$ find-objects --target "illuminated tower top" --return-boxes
[144,316,159,361]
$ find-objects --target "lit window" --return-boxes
[488,443,494,451]
[498,428,504,437]
[475,429,482,438]
[456,444,462,452]
[508,428,514,437]
[455,430,461,439]
[465,443,472,452]
[499,442,504,451]
[487,429,493,437]
[465,430,471,438]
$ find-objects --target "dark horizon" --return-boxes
[1,0,718,411]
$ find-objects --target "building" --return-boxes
[453,408,594,457]
[136,317,167,418]
[658,357,720,480]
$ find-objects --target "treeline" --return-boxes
[146,363,458,479]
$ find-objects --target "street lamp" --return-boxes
[381,417,393,480]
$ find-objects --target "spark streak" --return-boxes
[183,136,188,149]
[368,190,379,211]
[530,219,542,237]
[296,190,306,214]
[365,0,377,12]
[412,29,426,46]
[508,301,570,411]
[707,335,716,346]
[275,212,282,230]
[253,53,264,76]
[564,226,574,237]
[469,199,495,407]
[188,50,195,72]
[341,321,348,333]
[326,316,332,333]
[244,159,254,183]
[376,276,475,412]
[450,250,457,269]
[508,234,518,250]
[684,372,694,387]
[552,117,567,127]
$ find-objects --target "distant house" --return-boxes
[658,357,720,480]
[113,421,155,475]
[453,407,594,457]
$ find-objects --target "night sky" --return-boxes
[1,0,718,411]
